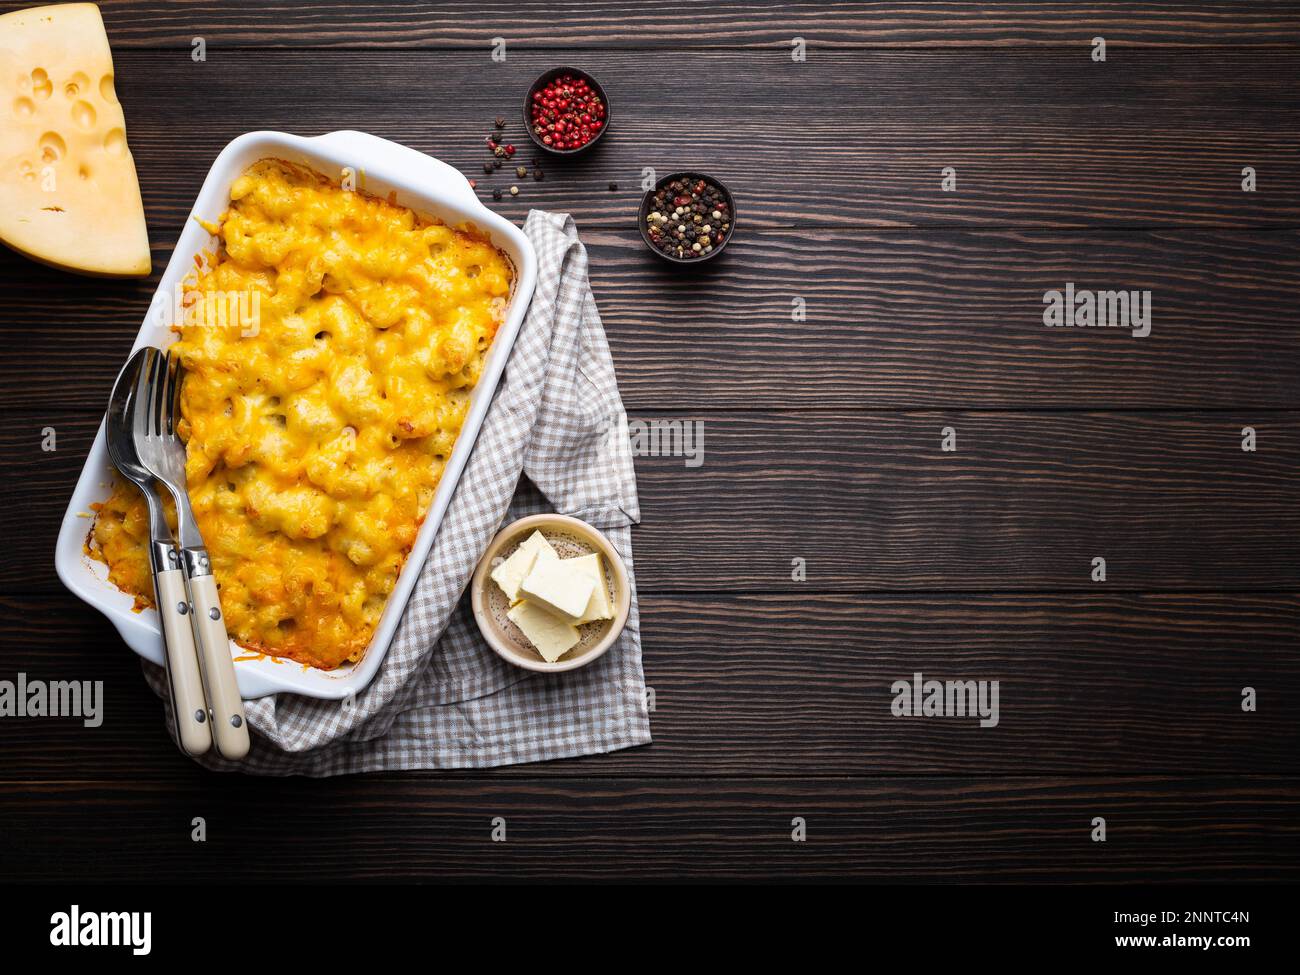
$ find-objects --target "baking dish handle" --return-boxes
[309,130,479,209]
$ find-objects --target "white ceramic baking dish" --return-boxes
[54,130,537,700]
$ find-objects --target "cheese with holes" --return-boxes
[0,3,150,276]
[507,599,581,663]
[569,552,614,624]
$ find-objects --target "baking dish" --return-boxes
[54,130,538,700]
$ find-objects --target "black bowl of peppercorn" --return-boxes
[524,67,610,155]
[639,172,736,264]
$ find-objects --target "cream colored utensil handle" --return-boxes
[153,567,212,756]
[187,571,250,760]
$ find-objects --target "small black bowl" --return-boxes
[638,172,736,264]
[523,66,610,156]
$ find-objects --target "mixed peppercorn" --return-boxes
[474,94,622,203]
[468,71,735,265]
[644,177,731,260]
[529,73,606,151]
[477,114,543,200]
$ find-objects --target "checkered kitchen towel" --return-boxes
[146,210,652,774]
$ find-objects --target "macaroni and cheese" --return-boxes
[91,159,513,670]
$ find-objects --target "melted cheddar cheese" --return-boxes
[92,158,512,669]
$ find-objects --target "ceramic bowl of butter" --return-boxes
[471,514,630,672]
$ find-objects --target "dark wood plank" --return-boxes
[1,776,1295,882]
[2,593,1295,780]
[5,228,1298,412]
[12,49,1293,231]
[599,228,1300,410]
[626,411,1300,591]
[104,48,1300,114]
[67,1,1300,49]
[8,412,1298,592]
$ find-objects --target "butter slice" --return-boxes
[508,600,580,663]
[519,556,595,623]
[490,530,557,601]
[569,552,614,625]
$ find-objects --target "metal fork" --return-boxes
[136,348,250,760]
[105,348,211,756]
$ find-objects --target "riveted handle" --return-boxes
[153,567,212,756]
[187,572,250,760]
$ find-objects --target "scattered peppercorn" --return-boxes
[510,185,519,196]
[608,181,618,191]
[530,72,606,152]
[495,116,506,128]
[493,158,502,170]
[492,188,502,201]
[533,168,544,181]
[643,175,732,260]
[483,162,494,174]
[516,166,528,178]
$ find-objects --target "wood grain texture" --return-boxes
[7,412,1297,592]
[62,1,1300,49]
[4,49,1292,231]
[1,593,1295,780]
[628,411,1300,591]
[5,228,1298,412]
[2,777,1296,882]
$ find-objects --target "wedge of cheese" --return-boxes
[0,3,151,276]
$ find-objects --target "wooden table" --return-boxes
[2,1,1298,882]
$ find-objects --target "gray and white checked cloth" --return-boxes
[146,210,653,774]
